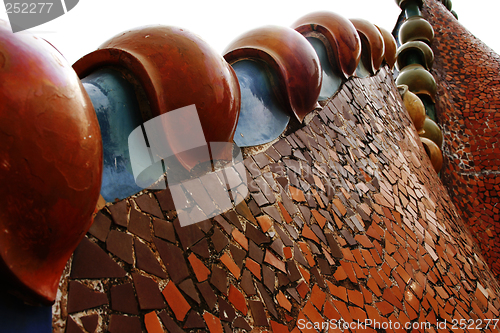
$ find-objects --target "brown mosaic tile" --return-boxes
[173,218,205,250]
[132,272,166,310]
[158,310,184,333]
[108,199,129,227]
[67,281,108,313]
[223,210,243,231]
[197,281,217,311]
[80,314,98,333]
[235,200,257,224]
[262,265,275,293]
[183,311,206,329]
[233,317,252,331]
[249,300,268,327]
[152,218,175,243]
[110,283,139,315]
[135,239,166,278]
[154,237,189,283]
[108,315,142,333]
[210,265,228,294]
[218,296,236,322]
[88,212,111,242]
[106,230,134,264]
[154,189,177,212]
[135,193,163,218]
[65,317,84,333]
[212,227,229,253]
[70,237,126,279]
[256,281,278,318]
[246,223,270,244]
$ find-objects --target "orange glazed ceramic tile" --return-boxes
[162,281,190,321]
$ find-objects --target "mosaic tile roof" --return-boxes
[54,67,500,332]
[422,0,500,278]
[1,0,500,332]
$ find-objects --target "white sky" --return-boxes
[0,0,498,65]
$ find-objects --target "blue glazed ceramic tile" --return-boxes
[231,60,290,147]
[82,68,144,202]
[306,37,343,100]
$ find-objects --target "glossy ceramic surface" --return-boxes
[224,25,321,122]
[420,116,444,148]
[0,22,102,304]
[231,60,290,147]
[396,63,437,102]
[350,19,385,74]
[395,0,423,9]
[420,137,443,172]
[398,85,426,132]
[396,41,434,70]
[74,25,241,171]
[399,16,434,45]
[306,37,343,100]
[82,68,144,202]
[292,11,361,79]
[376,25,397,69]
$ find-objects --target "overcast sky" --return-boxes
[0,0,498,65]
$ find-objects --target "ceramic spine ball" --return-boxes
[398,85,426,133]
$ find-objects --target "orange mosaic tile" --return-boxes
[310,284,326,311]
[245,258,261,280]
[203,312,223,333]
[162,281,190,321]
[188,253,211,282]
[348,289,364,308]
[228,285,248,315]
[264,250,286,273]
[257,215,273,233]
[296,281,310,299]
[276,291,292,312]
[144,312,164,333]
[278,202,293,223]
[232,229,249,251]
[271,320,290,333]
[220,252,241,279]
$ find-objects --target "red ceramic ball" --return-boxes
[0,21,102,304]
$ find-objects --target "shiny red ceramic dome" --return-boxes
[0,21,102,304]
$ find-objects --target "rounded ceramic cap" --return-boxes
[399,16,434,45]
[292,11,361,78]
[420,137,443,173]
[396,63,437,102]
[376,25,397,69]
[224,25,321,122]
[420,117,444,148]
[74,25,241,171]
[0,21,102,304]
[350,19,385,73]
[396,41,434,70]
[398,85,426,132]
